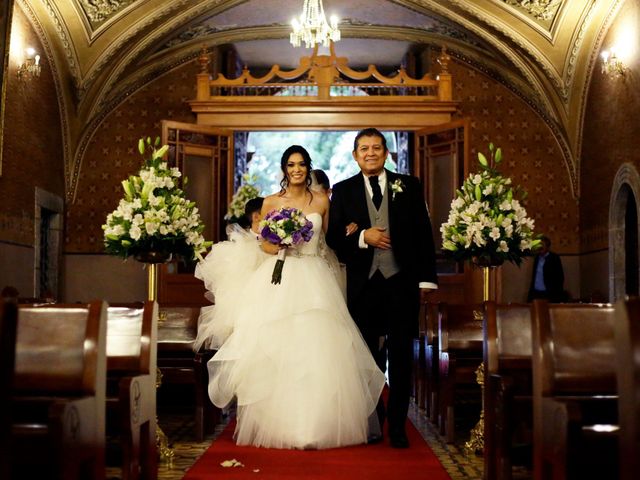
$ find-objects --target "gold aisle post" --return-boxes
[146,263,175,465]
[465,265,491,456]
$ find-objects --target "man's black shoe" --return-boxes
[367,434,383,445]
[390,431,409,449]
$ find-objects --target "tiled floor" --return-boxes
[108,402,532,480]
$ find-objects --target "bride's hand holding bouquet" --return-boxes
[259,207,313,284]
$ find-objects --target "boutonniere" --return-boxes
[390,179,405,200]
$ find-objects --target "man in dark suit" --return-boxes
[327,128,438,448]
[527,235,565,303]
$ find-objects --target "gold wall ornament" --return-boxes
[79,0,135,25]
[502,0,562,22]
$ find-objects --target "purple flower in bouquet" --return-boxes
[259,207,314,284]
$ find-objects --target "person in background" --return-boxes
[310,169,331,197]
[528,235,566,303]
[244,196,264,237]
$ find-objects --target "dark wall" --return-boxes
[0,4,64,247]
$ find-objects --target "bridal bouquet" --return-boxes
[440,143,540,266]
[259,207,313,284]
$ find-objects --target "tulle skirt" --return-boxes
[196,237,385,449]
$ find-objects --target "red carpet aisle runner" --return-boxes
[183,419,452,480]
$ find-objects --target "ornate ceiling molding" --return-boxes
[38,0,81,87]
[67,50,202,202]
[573,0,624,172]
[77,0,136,28]
[76,0,244,105]
[18,0,621,201]
[501,0,563,24]
[17,0,73,197]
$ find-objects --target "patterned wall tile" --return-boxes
[450,61,579,253]
[66,57,579,254]
[65,64,198,253]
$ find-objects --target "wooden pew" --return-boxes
[614,297,640,480]
[107,302,158,480]
[423,302,441,423]
[483,302,533,480]
[12,301,107,480]
[438,302,483,443]
[0,298,18,480]
[531,300,618,480]
[157,306,218,441]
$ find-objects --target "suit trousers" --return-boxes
[350,270,417,434]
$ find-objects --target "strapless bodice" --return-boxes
[295,212,322,256]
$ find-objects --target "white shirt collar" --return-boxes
[363,170,387,196]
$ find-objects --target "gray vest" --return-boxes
[366,182,400,279]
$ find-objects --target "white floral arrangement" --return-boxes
[440,143,541,266]
[224,173,261,225]
[102,137,212,261]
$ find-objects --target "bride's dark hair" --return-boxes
[279,145,313,193]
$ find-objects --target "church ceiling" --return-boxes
[17,0,622,198]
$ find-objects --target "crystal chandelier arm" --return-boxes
[290,0,340,49]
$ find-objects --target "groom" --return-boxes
[327,128,438,448]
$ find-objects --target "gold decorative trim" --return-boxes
[501,0,562,22]
[78,0,135,27]
[0,0,14,177]
[572,0,625,186]
[449,47,577,199]
[67,52,199,202]
[40,0,81,88]
[82,0,242,109]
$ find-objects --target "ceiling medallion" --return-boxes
[80,0,135,24]
[503,0,562,21]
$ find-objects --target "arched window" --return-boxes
[609,164,640,300]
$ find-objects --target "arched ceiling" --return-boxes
[16,0,623,199]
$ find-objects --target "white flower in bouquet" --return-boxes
[440,143,541,266]
[102,137,213,262]
[225,173,261,224]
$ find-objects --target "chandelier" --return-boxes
[601,48,626,79]
[16,47,41,82]
[290,0,340,48]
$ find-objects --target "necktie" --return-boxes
[369,175,382,210]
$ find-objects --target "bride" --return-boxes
[194,145,386,449]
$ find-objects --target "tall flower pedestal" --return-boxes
[465,257,502,456]
[440,142,540,456]
[103,137,213,466]
[135,252,175,465]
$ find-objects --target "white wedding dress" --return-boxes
[194,213,385,449]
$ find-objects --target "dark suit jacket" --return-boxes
[327,170,438,309]
[528,251,565,302]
